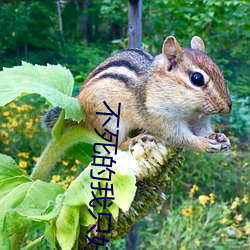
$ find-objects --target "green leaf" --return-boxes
[20,181,64,212]
[0,154,30,181]
[56,205,80,250]
[66,142,94,166]
[0,62,85,122]
[110,171,136,212]
[64,167,99,207]
[0,176,31,201]
[79,205,96,226]
[108,202,119,219]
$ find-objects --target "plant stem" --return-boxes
[30,125,101,181]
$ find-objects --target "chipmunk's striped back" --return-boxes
[83,48,155,89]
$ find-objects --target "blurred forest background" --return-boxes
[0,0,249,249]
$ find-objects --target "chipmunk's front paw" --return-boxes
[129,134,156,152]
[206,133,230,152]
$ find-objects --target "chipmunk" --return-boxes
[44,36,232,153]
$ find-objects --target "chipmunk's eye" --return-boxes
[190,72,204,87]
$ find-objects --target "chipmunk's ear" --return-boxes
[162,36,184,63]
[191,36,205,52]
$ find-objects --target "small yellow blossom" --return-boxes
[194,238,201,247]
[18,152,30,159]
[236,229,243,237]
[66,176,75,182]
[62,160,69,166]
[182,207,192,217]
[232,150,237,156]
[32,157,39,162]
[243,195,248,204]
[70,165,77,172]
[9,103,16,108]
[0,130,8,138]
[51,175,61,183]
[63,182,69,189]
[19,161,28,169]
[26,121,33,129]
[26,239,32,244]
[189,184,199,197]
[75,159,81,165]
[209,193,215,204]
[11,120,18,127]
[244,221,250,234]
[220,217,228,224]
[231,197,240,209]
[221,162,228,167]
[234,214,243,224]
[221,232,227,238]
[198,195,210,206]
[3,111,9,116]
[179,247,186,250]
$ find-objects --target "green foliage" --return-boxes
[138,197,249,249]
[0,62,84,121]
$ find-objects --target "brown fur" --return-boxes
[77,36,231,152]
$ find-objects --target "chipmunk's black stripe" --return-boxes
[96,73,130,85]
[125,48,154,62]
[91,60,140,79]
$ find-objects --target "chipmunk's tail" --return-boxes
[41,106,62,130]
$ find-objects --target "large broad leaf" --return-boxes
[0,154,65,246]
[56,205,80,250]
[0,62,84,121]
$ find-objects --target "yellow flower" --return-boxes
[18,152,30,159]
[232,150,237,156]
[182,207,192,217]
[51,175,61,183]
[75,159,81,165]
[66,176,75,182]
[0,130,8,138]
[220,217,228,224]
[221,232,227,238]
[194,238,201,247]
[70,165,77,172]
[3,111,9,116]
[221,162,228,167]
[234,214,243,224]
[179,247,186,250]
[198,195,210,206]
[236,229,243,237]
[209,193,215,204]
[11,119,18,127]
[19,161,28,169]
[62,160,69,166]
[243,195,248,204]
[26,121,33,129]
[32,157,39,162]
[231,198,240,209]
[189,184,199,197]
[244,221,250,234]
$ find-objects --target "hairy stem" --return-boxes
[30,125,101,181]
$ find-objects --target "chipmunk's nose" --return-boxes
[219,101,232,114]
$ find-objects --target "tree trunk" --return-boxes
[128,0,142,48]
[56,0,63,36]
[82,0,89,41]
